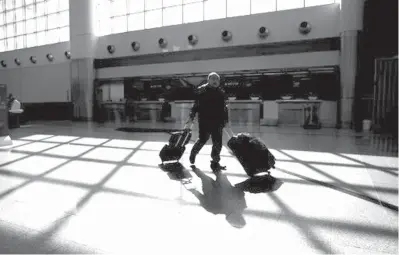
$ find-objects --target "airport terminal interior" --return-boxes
[0,0,398,254]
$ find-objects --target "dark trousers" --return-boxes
[190,125,223,163]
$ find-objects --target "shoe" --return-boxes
[189,154,196,165]
[211,161,226,171]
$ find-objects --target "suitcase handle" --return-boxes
[175,122,193,147]
[175,131,190,147]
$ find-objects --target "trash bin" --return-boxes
[8,112,20,129]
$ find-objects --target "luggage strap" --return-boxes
[223,125,235,139]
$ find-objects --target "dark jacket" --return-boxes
[189,84,228,128]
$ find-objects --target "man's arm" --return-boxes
[188,85,206,122]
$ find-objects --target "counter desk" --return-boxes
[267,99,337,128]
[101,101,125,122]
[100,100,165,122]
[134,101,164,122]
[227,100,262,124]
[171,100,194,122]
[171,100,262,124]
[276,99,322,127]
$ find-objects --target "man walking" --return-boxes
[187,72,228,171]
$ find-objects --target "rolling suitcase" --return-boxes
[224,127,275,177]
[159,123,193,164]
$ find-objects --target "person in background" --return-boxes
[7,93,23,113]
[186,72,229,171]
[124,97,136,122]
[160,99,173,122]
[94,88,105,124]
[160,84,173,122]
[7,94,15,109]
[7,93,23,129]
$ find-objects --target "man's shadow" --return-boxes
[188,166,247,228]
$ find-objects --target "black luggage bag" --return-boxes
[159,125,192,164]
[225,129,275,177]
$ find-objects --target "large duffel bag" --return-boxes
[225,129,275,177]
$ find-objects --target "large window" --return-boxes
[95,0,340,37]
[0,0,69,52]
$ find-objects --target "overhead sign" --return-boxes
[224,81,240,87]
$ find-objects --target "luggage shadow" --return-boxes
[188,165,247,228]
[158,162,193,181]
[234,175,284,194]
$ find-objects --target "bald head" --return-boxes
[207,72,220,88]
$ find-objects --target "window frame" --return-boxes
[0,0,70,52]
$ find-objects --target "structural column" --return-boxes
[0,84,12,146]
[339,0,364,128]
[69,0,97,120]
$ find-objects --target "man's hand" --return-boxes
[186,117,193,125]
[185,118,194,129]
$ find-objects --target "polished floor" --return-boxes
[0,121,397,254]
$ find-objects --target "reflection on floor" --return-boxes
[0,121,397,254]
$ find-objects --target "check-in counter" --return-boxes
[135,101,164,122]
[172,99,262,124]
[262,100,337,128]
[276,99,322,127]
[101,101,125,121]
[227,100,262,124]
[171,100,194,122]
[275,99,337,128]
[102,101,125,107]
